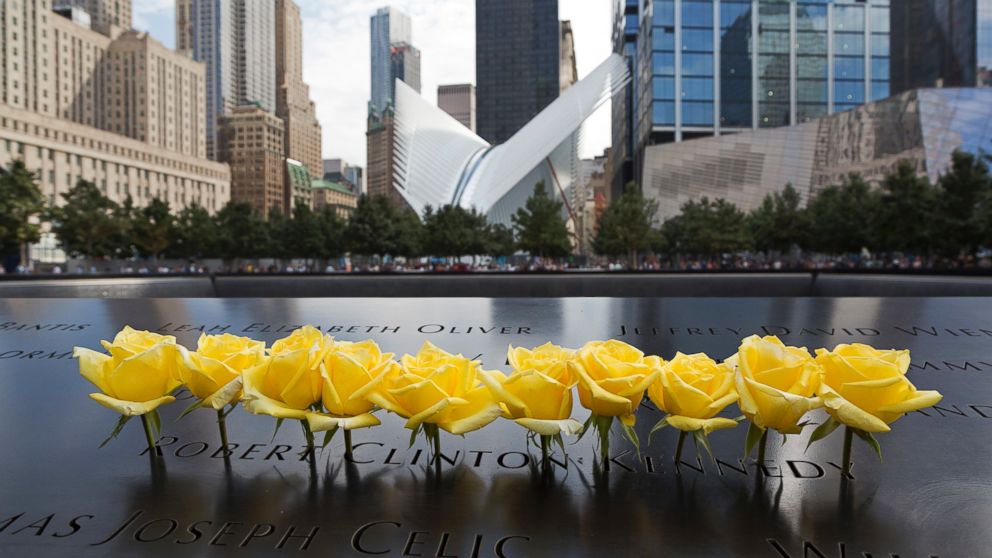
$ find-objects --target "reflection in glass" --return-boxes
[720,1,752,128]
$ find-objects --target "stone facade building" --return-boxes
[218,105,285,216]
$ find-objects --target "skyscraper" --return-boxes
[186,0,276,160]
[370,7,413,115]
[275,0,322,192]
[218,105,285,216]
[390,43,422,96]
[476,0,561,145]
[438,84,476,131]
[55,0,131,37]
[611,0,891,196]
[890,0,992,93]
[560,20,578,93]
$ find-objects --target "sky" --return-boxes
[132,0,614,167]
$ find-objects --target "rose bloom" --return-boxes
[479,343,582,436]
[728,335,822,433]
[573,340,661,424]
[74,326,182,415]
[815,344,942,432]
[649,352,738,433]
[307,340,392,432]
[242,325,332,419]
[179,333,266,409]
[355,342,502,434]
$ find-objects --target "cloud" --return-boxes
[132,0,613,168]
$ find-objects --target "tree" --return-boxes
[111,195,137,258]
[659,197,749,256]
[170,204,218,260]
[346,195,395,257]
[131,198,175,260]
[484,222,516,258]
[424,204,488,260]
[512,181,572,259]
[285,204,324,265]
[390,205,424,259]
[215,202,268,264]
[265,205,289,260]
[873,160,936,254]
[935,150,992,256]
[315,207,347,263]
[747,184,809,253]
[593,182,658,266]
[49,180,124,259]
[0,159,45,266]
[806,174,879,255]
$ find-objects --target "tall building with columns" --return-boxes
[275,0,322,188]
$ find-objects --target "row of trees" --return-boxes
[0,163,570,264]
[593,151,992,262]
[3,151,991,267]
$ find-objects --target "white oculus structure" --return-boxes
[392,54,631,225]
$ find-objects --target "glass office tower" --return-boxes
[612,0,890,192]
[476,0,561,145]
[891,0,992,92]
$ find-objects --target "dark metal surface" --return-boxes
[5,272,992,297]
[0,297,988,556]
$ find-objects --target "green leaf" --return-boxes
[620,422,641,458]
[805,416,841,451]
[99,415,133,448]
[271,417,285,443]
[177,398,206,421]
[321,427,338,449]
[692,430,715,464]
[647,416,669,446]
[853,429,883,462]
[573,414,595,444]
[744,422,764,459]
[553,434,568,461]
[408,424,422,449]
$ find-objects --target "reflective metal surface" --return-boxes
[0,298,989,556]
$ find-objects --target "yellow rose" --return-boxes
[354,342,502,435]
[814,344,943,433]
[478,343,582,436]
[728,335,822,434]
[650,352,738,433]
[306,340,390,433]
[573,340,660,424]
[74,326,182,415]
[242,325,331,419]
[178,333,266,410]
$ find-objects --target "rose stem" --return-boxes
[140,414,157,455]
[674,431,687,465]
[540,434,550,466]
[344,429,353,457]
[300,419,315,450]
[217,409,229,449]
[842,427,854,476]
[757,429,768,465]
[598,417,610,463]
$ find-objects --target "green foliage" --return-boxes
[512,181,572,259]
[873,160,936,254]
[0,159,45,257]
[50,180,126,259]
[215,202,268,261]
[806,174,879,255]
[748,184,809,253]
[423,204,489,259]
[131,198,174,260]
[593,182,658,265]
[170,204,217,259]
[936,151,992,256]
[284,204,324,260]
[315,207,347,261]
[658,197,749,256]
[346,194,423,258]
[484,222,516,258]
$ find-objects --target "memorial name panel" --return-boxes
[0,298,988,556]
